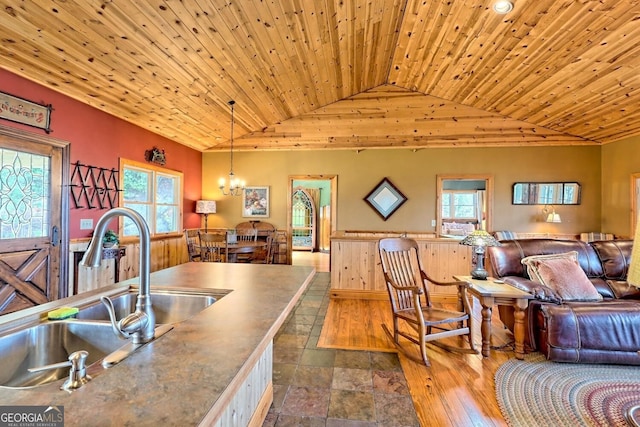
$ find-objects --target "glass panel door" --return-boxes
[0,148,51,238]
[0,128,66,314]
[292,188,315,250]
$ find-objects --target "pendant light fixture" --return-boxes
[219,100,245,196]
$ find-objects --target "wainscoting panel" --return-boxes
[69,234,188,295]
[330,231,472,302]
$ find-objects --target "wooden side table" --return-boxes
[454,275,533,360]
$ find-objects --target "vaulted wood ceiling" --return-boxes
[1,0,638,152]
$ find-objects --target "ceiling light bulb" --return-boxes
[493,1,513,14]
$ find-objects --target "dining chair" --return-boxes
[234,228,258,262]
[270,231,288,264]
[378,237,477,366]
[251,233,275,264]
[184,229,201,262]
[235,221,276,239]
[198,231,228,262]
[235,228,258,242]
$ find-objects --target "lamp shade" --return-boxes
[629,217,640,287]
[546,212,562,223]
[459,230,501,247]
[195,200,217,214]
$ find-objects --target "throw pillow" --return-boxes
[523,253,602,301]
[521,251,579,283]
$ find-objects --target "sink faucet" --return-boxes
[80,207,156,344]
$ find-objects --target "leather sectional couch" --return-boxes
[487,238,640,365]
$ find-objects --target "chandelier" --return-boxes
[219,100,245,196]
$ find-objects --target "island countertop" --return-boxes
[0,262,316,426]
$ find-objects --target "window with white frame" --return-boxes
[120,159,183,237]
[442,191,477,220]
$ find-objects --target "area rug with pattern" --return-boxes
[495,353,640,426]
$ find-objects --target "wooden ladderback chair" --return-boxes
[251,233,275,264]
[199,231,228,262]
[271,231,288,264]
[235,227,258,242]
[236,221,276,239]
[184,229,201,262]
[264,233,275,264]
[234,228,258,262]
[378,237,477,366]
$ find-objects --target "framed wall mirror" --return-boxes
[436,174,493,238]
[512,182,581,205]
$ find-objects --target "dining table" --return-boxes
[203,240,268,263]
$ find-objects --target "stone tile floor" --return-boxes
[263,272,420,427]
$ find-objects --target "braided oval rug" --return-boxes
[495,353,640,427]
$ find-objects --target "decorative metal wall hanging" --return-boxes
[0,91,52,133]
[145,147,166,165]
[70,161,120,209]
[364,177,407,221]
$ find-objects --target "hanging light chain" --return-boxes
[219,99,245,196]
[229,100,235,176]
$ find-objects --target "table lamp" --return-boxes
[460,230,501,280]
[195,200,216,232]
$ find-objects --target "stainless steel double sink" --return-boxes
[0,286,226,389]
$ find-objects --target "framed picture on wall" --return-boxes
[242,186,270,218]
[364,177,407,221]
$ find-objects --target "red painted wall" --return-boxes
[0,69,202,238]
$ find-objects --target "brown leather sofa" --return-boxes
[487,238,640,365]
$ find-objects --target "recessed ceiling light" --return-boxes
[493,0,514,14]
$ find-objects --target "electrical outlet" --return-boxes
[431,219,436,227]
[80,219,93,230]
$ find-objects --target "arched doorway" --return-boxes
[292,187,315,251]
[287,175,337,255]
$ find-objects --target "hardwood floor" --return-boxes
[291,250,330,272]
[294,251,512,426]
[319,298,512,426]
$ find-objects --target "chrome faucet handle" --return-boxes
[28,350,91,391]
[101,295,151,344]
[101,296,130,340]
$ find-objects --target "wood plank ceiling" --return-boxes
[0,0,638,152]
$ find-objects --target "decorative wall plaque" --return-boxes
[0,91,52,133]
[145,147,166,165]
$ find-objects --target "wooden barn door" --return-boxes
[0,127,69,315]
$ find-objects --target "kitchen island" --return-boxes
[0,262,315,426]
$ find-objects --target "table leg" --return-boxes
[479,297,493,358]
[513,299,528,360]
